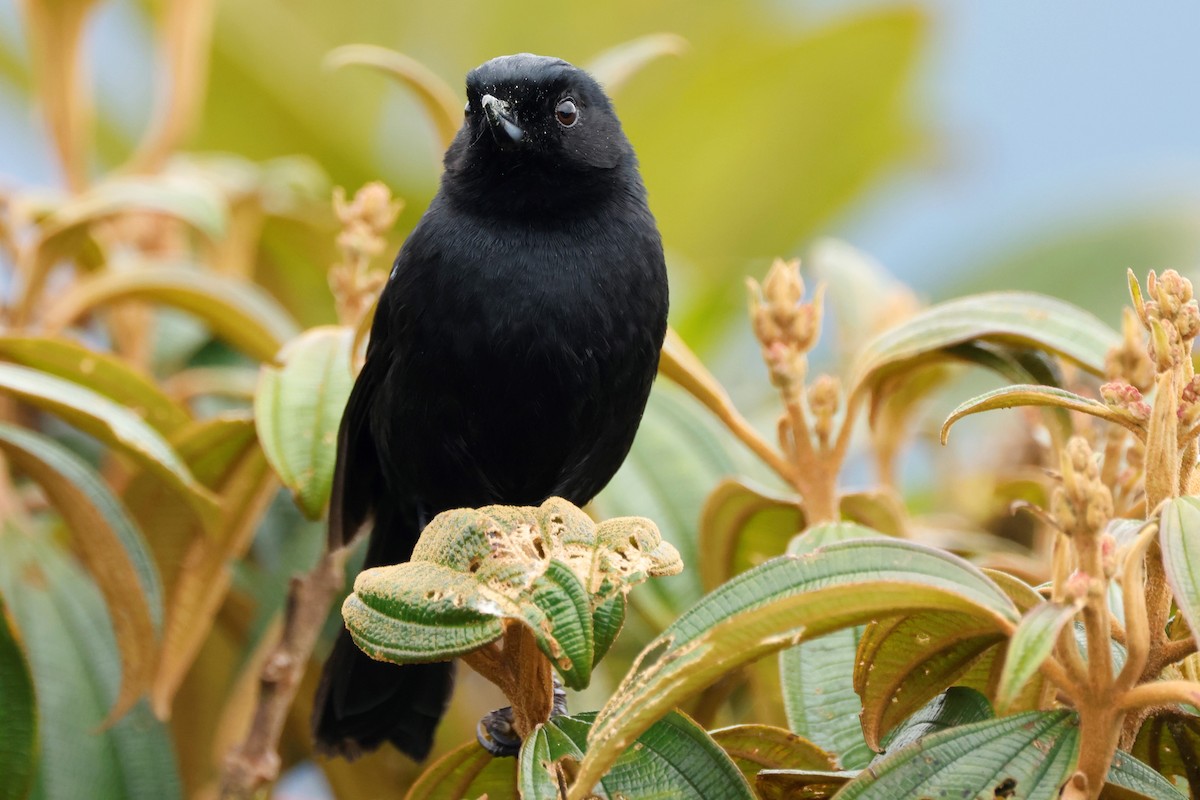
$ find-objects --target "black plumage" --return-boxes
[312,53,669,761]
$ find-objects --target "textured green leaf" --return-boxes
[1105,749,1188,800]
[835,710,1079,800]
[0,335,191,436]
[1130,712,1200,785]
[0,424,162,723]
[568,539,1019,798]
[403,738,517,800]
[996,601,1079,712]
[346,499,681,685]
[522,712,752,800]
[0,363,218,530]
[0,530,182,800]
[852,292,1120,392]
[1159,496,1200,652]
[781,626,872,769]
[254,325,354,519]
[0,595,36,800]
[45,263,301,362]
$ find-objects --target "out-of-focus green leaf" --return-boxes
[324,44,462,148]
[698,477,802,592]
[0,594,36,800]
[941,384,1141,445]
[585,33,688,96]
[0,423,162,723]
[567,539,1018,799]
[44,263,301,362]
[403,738,517,800]
[1131,713,1200,790]
[346,500,681,690]
[16,174,227,321]
[625,9,926,348]
[0,334,191,435]
[710,724,835,787]
[0,362,218,529]
[851,292,1120,394]
[147,415,276,718]
[835,709,1079,800]
[597,382,740,633]
[254,325,353,519]
[1159,496,1200,652]
[0,529,182,800]
[995,600,1079,712]
[522,712,752,800]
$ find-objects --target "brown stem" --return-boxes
[1075,703,1123,798]
[218,547,347,799]
[463,622,555,739]
[1142,541,1173,680]
[1117,679,1200,712]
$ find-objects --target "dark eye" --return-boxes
[555,98,578,127]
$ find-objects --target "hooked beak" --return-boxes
[480,94,524,145]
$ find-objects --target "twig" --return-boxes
[218,546,348,799]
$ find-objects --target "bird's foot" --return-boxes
[476,679,569,757]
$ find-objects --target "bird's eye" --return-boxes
[555,98,578,127]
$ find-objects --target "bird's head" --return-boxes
[442,54,637,214]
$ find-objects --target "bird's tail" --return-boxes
[312,501,455,761]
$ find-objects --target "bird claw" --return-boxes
[476,678,569,757]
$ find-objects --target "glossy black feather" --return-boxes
[313,53,668,761]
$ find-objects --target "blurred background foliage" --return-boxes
[0,0,1197,798]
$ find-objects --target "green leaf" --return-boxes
[0,363,219,530]
[996,600,1079,712]
[590,594,625,668]
[878,686,994,754]
[254,325,354,519]
[709,724,835,787]
[1159,496,1200,652]
[568,539,1019,798]
[755,769,857,799]
[0,529,182,800]
[404,738,517,800]
[346,499,681,686]
[698,477,802,592]
[1130,712,1200,784]
[780,626,872,769]
[0,595,36,800]
[1105,749,1188,800]
[941,384,1142,445]
[0,335,191,436]
[0,424,162,723]
[834,710,1079,800]
[522,712,752,800]
[44,263,301,363]
[852,292,1121,393]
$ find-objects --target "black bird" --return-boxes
[313,53,669,761]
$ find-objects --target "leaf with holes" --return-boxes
[255,325,354,519]
[345,498,681,689]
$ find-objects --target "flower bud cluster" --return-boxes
[1136,270,1200,371]
[807,374,842,446]
[1051,437,1114,540]
[746,258,823,390]
[330,182,402,325]
[1104,308,1154,392]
